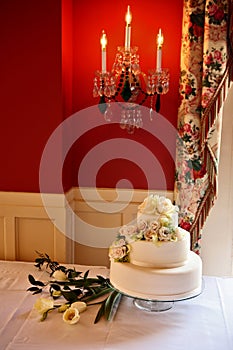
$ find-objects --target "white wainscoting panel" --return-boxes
[0,188,173,267]
[0,192,68,263]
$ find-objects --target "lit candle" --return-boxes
[124,5,132,50]
[156,28,164,72]
[100,30,107,73]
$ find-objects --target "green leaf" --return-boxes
[28,274,44,287]
[67,269,82,279]
[94,302,105,324]
[191,158,202,171]
[26,286,42,295]
[83,270,90,280]
[28,274,36,285]
[84,287,113,303]
[50,283,61,291]
[104,291,122,321]
[96,275,107,284]
[32,289,42,295]
[190,12,204,28]
[61,290,78,303]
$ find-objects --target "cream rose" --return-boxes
[150,220,159,232]
[157,227,173,241]
[144,230,155,241]
[63,307,80,325]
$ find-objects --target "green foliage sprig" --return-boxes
[27,252,122,323]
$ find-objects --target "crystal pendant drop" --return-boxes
[104,103,113,122]
[121,80,132,101]
[98,95,107,114]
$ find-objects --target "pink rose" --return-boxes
[214,50,222,62]
[180,220,191,231]
[185,84,193,95]
[214,8,225,21]
[193,23,204,38]
[182,123,192,133]
[208,4,218,16]
[205,53,213,66]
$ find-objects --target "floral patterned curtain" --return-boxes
[175,0,233,253]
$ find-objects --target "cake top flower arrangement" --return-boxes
[109,194,183,263]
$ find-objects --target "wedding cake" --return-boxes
[109,194,202,300]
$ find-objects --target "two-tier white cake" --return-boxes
[109,194,202,300]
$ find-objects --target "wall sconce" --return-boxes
[93,5,169,134]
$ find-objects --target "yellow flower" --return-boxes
[71,301,87,313]
[63,307,80,325]
[34,298,54,315]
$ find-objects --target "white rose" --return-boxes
[156,197,174,215]
[71,301,87,313]
[34,298,54,315]
[109,245,128,260]
[112,238,126,248]
[138,195,158,215]
[53,270,67,281]
[137,219,148,232]
[119,225,137,236]
[63,307,80,325]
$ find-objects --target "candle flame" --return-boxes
[100,30,107,49]
[125,5,132,25]
[157,28,164,48]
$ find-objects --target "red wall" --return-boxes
[0,0,183,193]
[0,0,63,192]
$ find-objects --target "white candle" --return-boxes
[124,5,132,50]
[156,28,164,72]
[100,30,107,73]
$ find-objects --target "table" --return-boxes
[0,260,233,350]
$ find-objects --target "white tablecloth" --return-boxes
[0,260,233,350]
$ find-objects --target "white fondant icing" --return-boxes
[110,252,202,300]
[130,228,190,268]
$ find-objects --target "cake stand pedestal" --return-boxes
[133,299,174,312]
[110,280,204,314]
